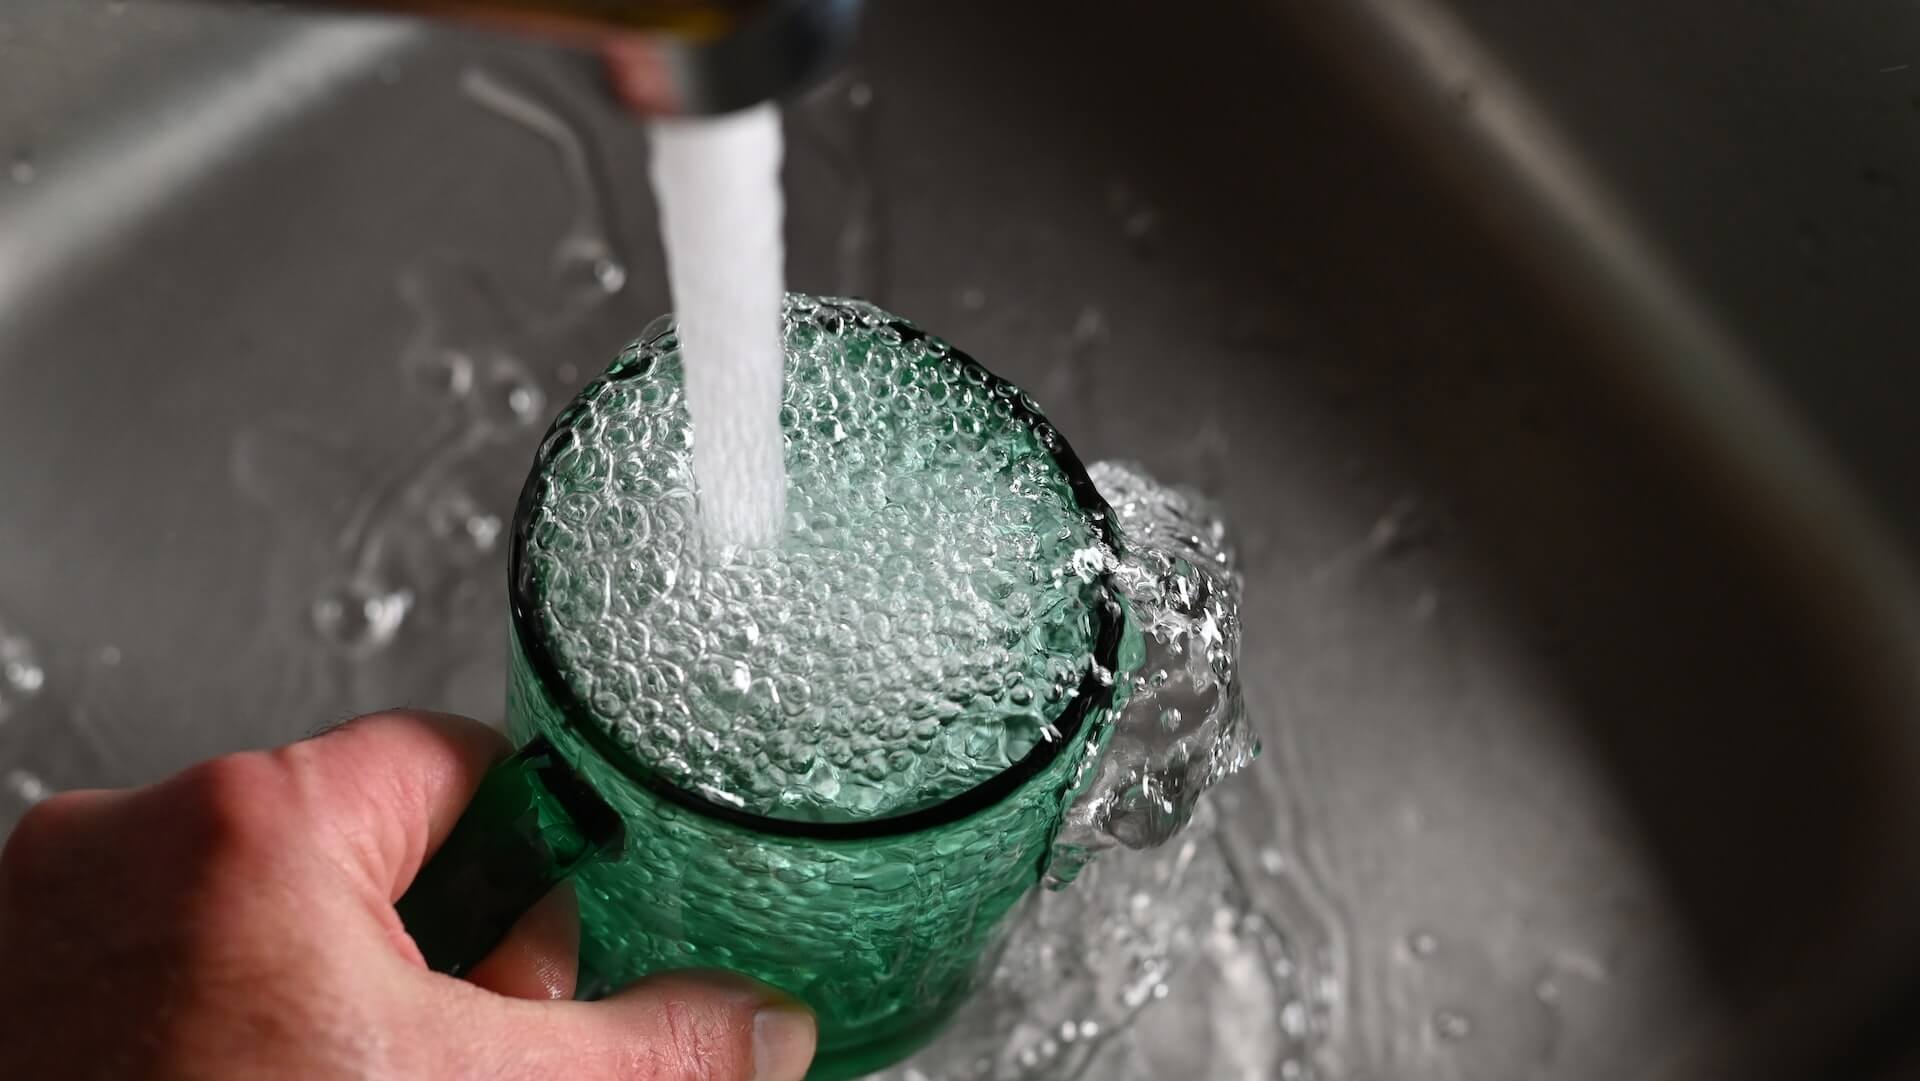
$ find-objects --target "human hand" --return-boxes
[0,710,817,1081]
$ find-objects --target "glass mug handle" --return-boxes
[395,736,625,976]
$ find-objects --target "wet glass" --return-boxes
[397,297,1130,1080]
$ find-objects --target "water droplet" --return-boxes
[474,358,545,429]
[1534,977,1561,1002]
[465,514,502,550]
[1259,846,1288,875]
[409,348,475,400]
[1070,305,1108,349]
[9,152,35,185]
[0,623,45,720]
[1432,1009,1473,1041]
[4,769,50,805]
[426,490,503,557]
[1406,929,1440,958]
[1279,1000,1309,1037]
[592,257,628,294]
[97,645,122,667]
[558,248,629,296]
[311,579,413,655]
[957,286,987,311]
[847,81,873,109]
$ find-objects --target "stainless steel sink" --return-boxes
[3,2,1917,1079]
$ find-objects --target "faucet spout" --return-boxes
[318,0,862,115]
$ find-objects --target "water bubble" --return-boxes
[426,489,503,557]
[311,579,413,655]
[1279,1000,1309,1037]
[558,246,629,296]
[475,358,545,429]
[408,348,475,400]
[0,622,45,720]
[1070,305,1109,349]
[1432,1009,1473,1041]
[847,81,874,109]
[9,151,35,185]
[1259,846,1288,875]
[464,514,503,551]
[957,286,987,311]
[3,769,50,805]
[1406,929,1440,958]
[592,258,628,294]
[525,297,1119,822]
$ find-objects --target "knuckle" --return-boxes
[164,752,298,864]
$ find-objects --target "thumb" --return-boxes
[445,970,817,1081]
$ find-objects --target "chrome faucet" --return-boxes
[319,0,862,115]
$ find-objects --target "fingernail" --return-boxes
[752,1004,817,1081]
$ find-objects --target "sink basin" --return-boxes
[3,2,1917,1079]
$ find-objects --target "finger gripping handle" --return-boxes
[395,735,623,977]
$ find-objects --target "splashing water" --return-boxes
[1050,461,1256,881]
[0,617,46,724]
[873,801,1328,1081]
[521,295,1273,1073]
[523,297,1253,837]
[649,105,789,550]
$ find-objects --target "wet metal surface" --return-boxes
[3,1,1918,1078]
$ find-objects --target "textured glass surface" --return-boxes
[520,295,1106,823]
[507,296,1120,1079]
[510,633,1114,1080]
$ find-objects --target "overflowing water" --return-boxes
[518,292,1279,1076]
[524,296,1108,820]
[871,799,1331,1081]
[521,294,1257,843]
[1050,461,1255,879]
[0,616,45,724]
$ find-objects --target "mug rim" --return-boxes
[508,304,1124,841]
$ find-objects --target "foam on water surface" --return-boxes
[523,294,1256,844]
[522,296,1109,822]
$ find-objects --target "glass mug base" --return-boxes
[579,948,965,1081]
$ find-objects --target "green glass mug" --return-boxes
[397,298,1128,1081]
